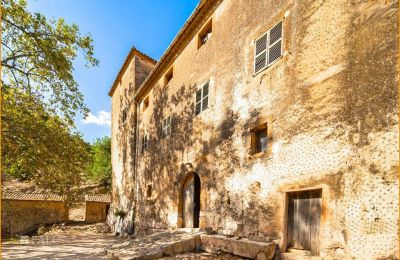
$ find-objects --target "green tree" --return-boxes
[87,137,112,188]
[1,0,99,198]
[2,86,91,200]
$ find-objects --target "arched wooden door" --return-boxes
[182,173,200,228]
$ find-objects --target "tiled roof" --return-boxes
[2,192,66,202]
[85,194,111,203]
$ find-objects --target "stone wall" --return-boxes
[108,53,156,234]
[85,201,109,223]
[2,199,69,238]
[110,0,399,258]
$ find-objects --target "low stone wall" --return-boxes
[2,199,69,238]
[85,201,109,223]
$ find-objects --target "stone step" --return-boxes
[176,227,201,233]
[200,234,276,259]
[287,248,312,256]
[280,252,322,260]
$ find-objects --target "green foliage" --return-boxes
[114,209,126,219]
[86,137,112,188]
[2,87,91,200]
[1,0,99,200]
[1,0,99,123]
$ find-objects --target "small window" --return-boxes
[165,68,173,86]
[251,123,269,154]
[146,184,152,198]
[198,19,212,48]
[195,82,209,115]
[122,109,127,123]
[143,96,149,111]
[254,21,283,74]
[162,116,171,137]
[122,147,127,163]
[141,134,148,153]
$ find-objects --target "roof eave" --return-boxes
[133,0,216,101]
[108,48,157,97]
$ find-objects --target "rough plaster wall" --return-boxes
[112,0,398,258]
[1,200,68,238]
[108,55,155,235]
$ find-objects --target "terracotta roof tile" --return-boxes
[85,194,111,203]
[2,192,66,202]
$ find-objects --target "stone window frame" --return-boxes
[253,20,283,75]
[142,95,150,111]
[164,67,173,87]
[198,18,213,49]
[195,81,209,116]
[146,184,153,199]
[249,121,273,157]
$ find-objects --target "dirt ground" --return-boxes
[1,223,120,259]
[2,223,245,259]
[69,202,86,221]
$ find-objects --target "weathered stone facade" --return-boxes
[108,0,399,258]
[2,192,69,238]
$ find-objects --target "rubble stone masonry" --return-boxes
[108,0,399,258]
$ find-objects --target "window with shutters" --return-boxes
[195,82,209,116]
[141,134,148,153]
[162,116,171,138]
[254,21,283,74]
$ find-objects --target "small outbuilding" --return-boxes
[1,192,69,238]
[85,194,111,223]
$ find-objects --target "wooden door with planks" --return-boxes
[182,173,200,228]
[182,174,194,228]
[287,189,322,255]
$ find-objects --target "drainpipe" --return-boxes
[132,99,139,235]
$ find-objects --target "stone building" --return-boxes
[85,194,111,223]
[108,0,399,258]
[1,192,69,238]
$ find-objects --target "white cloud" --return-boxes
[82,111,111,127]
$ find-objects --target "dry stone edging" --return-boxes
[107,232,276,260]
[200,234,276,259]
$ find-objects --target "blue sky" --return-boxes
[27,0,200,142]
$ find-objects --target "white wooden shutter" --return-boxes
[195,89,202,115]
[167,116,171,135]
[202,82,209,111]
[254,21,283,73]
[268,21,282,65]
[254,34,268,73]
